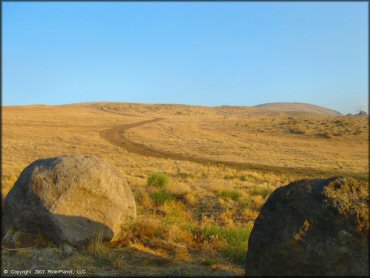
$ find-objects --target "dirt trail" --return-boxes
[98,108,366,179]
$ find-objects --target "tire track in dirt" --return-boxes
[98,107,366,179]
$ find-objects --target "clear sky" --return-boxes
[3,2,368,114]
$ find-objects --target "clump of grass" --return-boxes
[147,172,169,188]
[249,195,265,211]
[200,224,251,264]
[217,190,241,201]
[249,184,274,199]
[240,198,251,209]
[113,217,169,248]
[319,131,333,139]
[132,186,152,209]
[150,190,174,205]
[167,182,191,198]
[86,230,111,259]
[161,201,190,226]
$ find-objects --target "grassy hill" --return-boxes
[2,102,367,276]
[254,102,342,116]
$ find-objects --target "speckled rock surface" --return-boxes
[246,176,369,276]
[4,155,136,247]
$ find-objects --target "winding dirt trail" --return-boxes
[98,107,366,179]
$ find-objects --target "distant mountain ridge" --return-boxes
[254,102,342,116]
[5,101,342,116]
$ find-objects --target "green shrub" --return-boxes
[147,172,169,188]
[218,190,241,201]
[150,190,174,205]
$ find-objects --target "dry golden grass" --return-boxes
[127,113,367,175]
[1,102,368,276]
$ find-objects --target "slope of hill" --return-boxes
[2,102,367,276]
[254,102,342,116]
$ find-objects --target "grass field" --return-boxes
[1,102,368,276]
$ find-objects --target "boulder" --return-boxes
[3,155,136,247]
[245,176,369,276]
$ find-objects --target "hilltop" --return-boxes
[53,101,343,118]
[254,102,342,116]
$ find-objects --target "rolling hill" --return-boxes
[254,102,342,116]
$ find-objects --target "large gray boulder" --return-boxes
[3,155,136,247]
[246,176,369,276]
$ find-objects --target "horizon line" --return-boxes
[2,100,360,114]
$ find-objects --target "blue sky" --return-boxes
[3,2,368,114]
